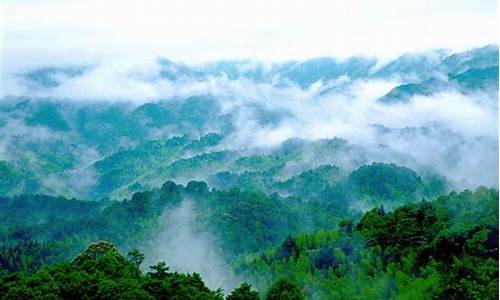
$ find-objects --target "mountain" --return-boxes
[376,45,498,103]
[0,45,498,299]
[450,66,499,91]
[372,49,448,80]
[437,44,499,75]
[377,77,448,103]
[0,182,496,298]
[277,56,377,88]
[20,66,89,89]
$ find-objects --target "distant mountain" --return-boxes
[372,49,448,81]
[17,45,498,94]
[436,44,499,75]
[20,66,89,89]
[1,44,498,300]
[377,45,498,103]
[2,45,498,198]
[200,60,270,82]
[450,66,499,91]
[276,56,377,88]
[378,77,448,104]
[157,58,206,81]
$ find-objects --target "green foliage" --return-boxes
[148,261,170,281]
[227,283,260,300]
[0,162,39,196]
[0,241,224,299]
[236,188,498,299]
[0,194,102,227]
[276,165,345,198]
[191,188,299,254]
[0,162,22,195]
[348,162,423,202]
[265,278,304,300]
[0,48,496,299]
[25,103,70,131]
[231,154,290,174]
[162,151,234,179]
[185,133,224,151]
[0,178,496,299]
[127,249,145,269]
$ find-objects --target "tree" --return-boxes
[127,249,145,269]
[266,278,304,300]
[338,219,353,235]
[276,235,299,261]
[227,283,260,300]
[148,261,170,280]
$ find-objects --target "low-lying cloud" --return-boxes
[142,200,242,293]
[1,51,498,189]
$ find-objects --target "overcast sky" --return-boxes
[1,0,498,68]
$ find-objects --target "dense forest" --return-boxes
[0,179,497,299]
[0,44,498,299]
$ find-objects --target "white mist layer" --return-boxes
[142,200,242,293]
[1,52,498,189]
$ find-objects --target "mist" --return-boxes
[142,200,243,293]
[1,48,498,189]
[0,1,498,298]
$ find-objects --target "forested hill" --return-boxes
[1,45,498,200]
[0,44,498,299]
[0,179,497,299]
[0,162,446,269]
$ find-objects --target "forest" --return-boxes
[0,41,498,299]
[0,178,497,299]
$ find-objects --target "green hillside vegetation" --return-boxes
[236,188,498,299]
[0,187,496,299]
[0,45,497,299]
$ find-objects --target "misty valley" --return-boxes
[0,45,498,299]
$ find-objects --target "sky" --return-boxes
[1,0,498,68]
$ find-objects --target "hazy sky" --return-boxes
[1,0,498,66]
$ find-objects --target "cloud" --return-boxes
[142,199,243,293]
[1,0,497,69]
[212,79,498,187]
[1,38,498,189]
[0,118,65,160]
